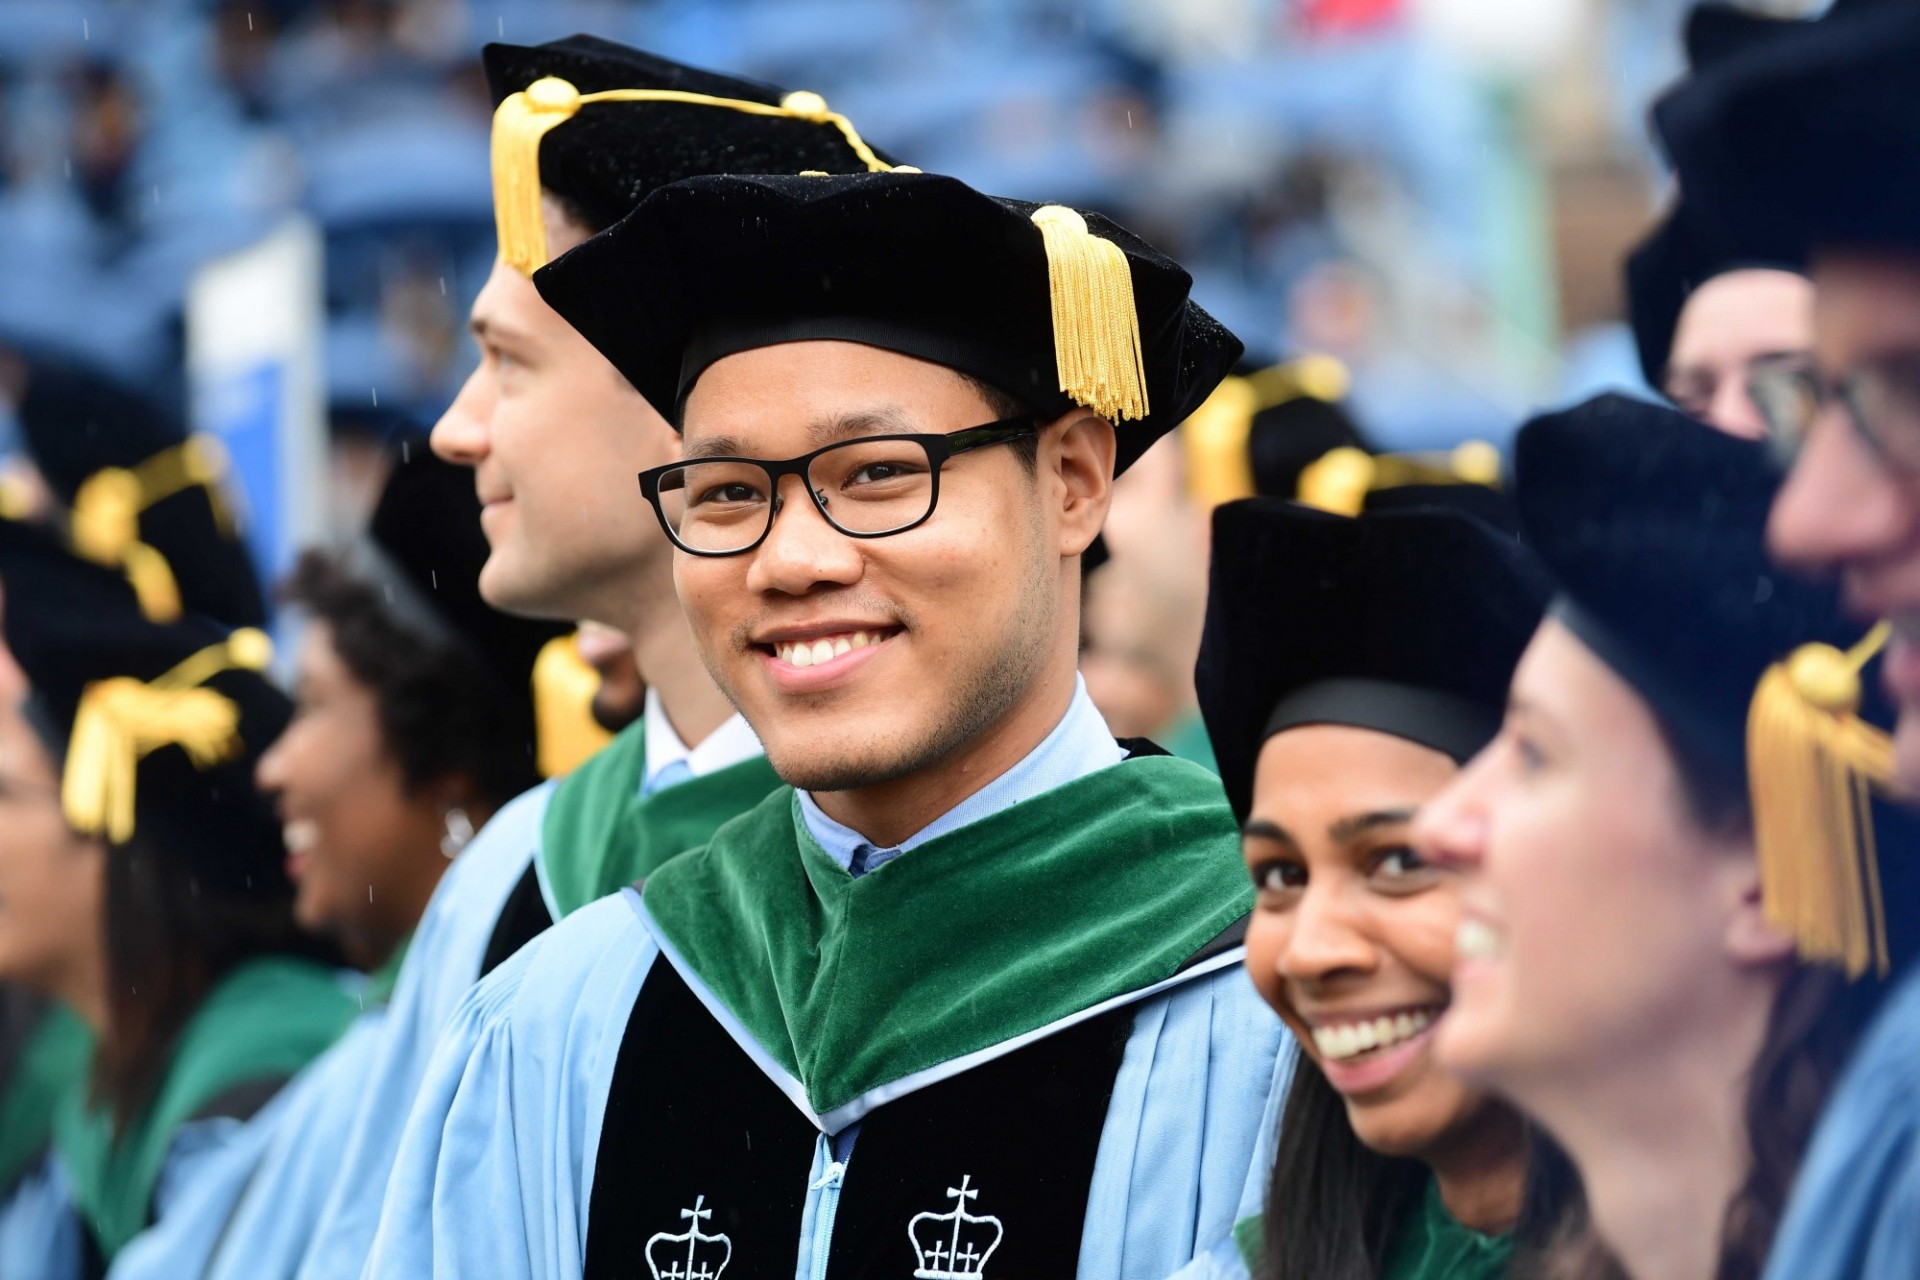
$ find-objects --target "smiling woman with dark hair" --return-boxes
[255,443,572,975]
[1185,497,1560,1280]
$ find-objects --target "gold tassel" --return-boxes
[63,681,242,842]
[60,629,271,842]
[1748,620,1900,978]
[491,76,584,276]
[1029,205,1149,423]
[67,437,241,623]
[1296,446,1378,516]
[1181,377,1258,508]
[532,632,613,778]
[493,80,894,278]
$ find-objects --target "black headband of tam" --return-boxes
[677,314,1067,424]
[1260,676,1503,766]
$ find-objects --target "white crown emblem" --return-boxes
[644,1195,732,1280]
[907,1175,1004,1280]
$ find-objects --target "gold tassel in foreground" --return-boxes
[1030,206,1149,423]
[60,629,272,843]
[1748,620,1899,978]
[492,76,584,277]
[532,632,614,778]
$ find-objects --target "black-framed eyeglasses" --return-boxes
[1749,351,1920,474]
[638,415,1039,557]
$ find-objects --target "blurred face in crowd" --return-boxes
[575,620,647,733]
[0,696,103,1005]
[672,342,1110,838]
[1770,252,1920,785]
[1413,620,1789,1109]
[1243,723,1512,1162]
[432,197,679,632]
[255,622,451,970]
[1666,268,1813,440]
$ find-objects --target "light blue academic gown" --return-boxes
[289,778,557,1280]
[0,1158,81,1280]
[366,685,1294,1280]
[1761,958,1920,1280]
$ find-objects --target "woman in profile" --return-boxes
[1416,396,1919,1280]
[0,515,352,1277]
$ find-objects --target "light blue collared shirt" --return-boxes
[797,674,1125,877]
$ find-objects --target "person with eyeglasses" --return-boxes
[284,38,895,1280]
[363,169,1290,1280]
[1656,5,1920,1277]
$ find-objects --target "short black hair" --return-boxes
[281,550,541,808]
[955,371,1038,473]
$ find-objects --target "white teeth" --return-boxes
[773,630,891,666]
[284,820,319,853]
[1456,918,1503,962]
[1311,1009,1437,1063]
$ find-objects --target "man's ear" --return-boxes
[1720,843,1799,968]
[1048,412,1116,558]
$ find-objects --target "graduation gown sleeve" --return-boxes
[364,893,658,1280]
[293,779,555,1280]
[1762,959,1920,1280]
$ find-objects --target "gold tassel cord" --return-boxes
[531,632,615,778]
[1181,377,1258,508]
[59,630,273,843]
[492,79,896,277]
[1748,620,1899,979]
[1029,206,1149,424]
[67,437,238,624]
[62,681,243,843]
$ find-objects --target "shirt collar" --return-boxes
[798,674,1126,874]
[641,688,764,794]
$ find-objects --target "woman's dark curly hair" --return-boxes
[280,550,541,808]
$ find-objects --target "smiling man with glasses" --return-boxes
[1658,7,1920,1279]
[364,169,1290,1280]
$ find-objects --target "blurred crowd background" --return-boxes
[0,0,1807,755]
[0,0,1795,476]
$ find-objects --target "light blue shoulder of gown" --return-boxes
[103,1113,267,1279]
[170,1011,389,1280]
[293,778,556,1280]
[365,881,1293,1280]
[0,1155,82,1280]
[1076,968,1291,1280]
[364,891,658,1280]
[1763,958,1920,1280]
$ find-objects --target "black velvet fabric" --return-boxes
[478,862,555,979]
[365,441,567,723]
[483,35,896,236]
[14,347,267,629]
[1654,0,1920,269]
[584,960,1130,1280]
[533,170,1242,476]
[0,516,291,894]
[1512,393,1876,775]
[1197,500,1546,822]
